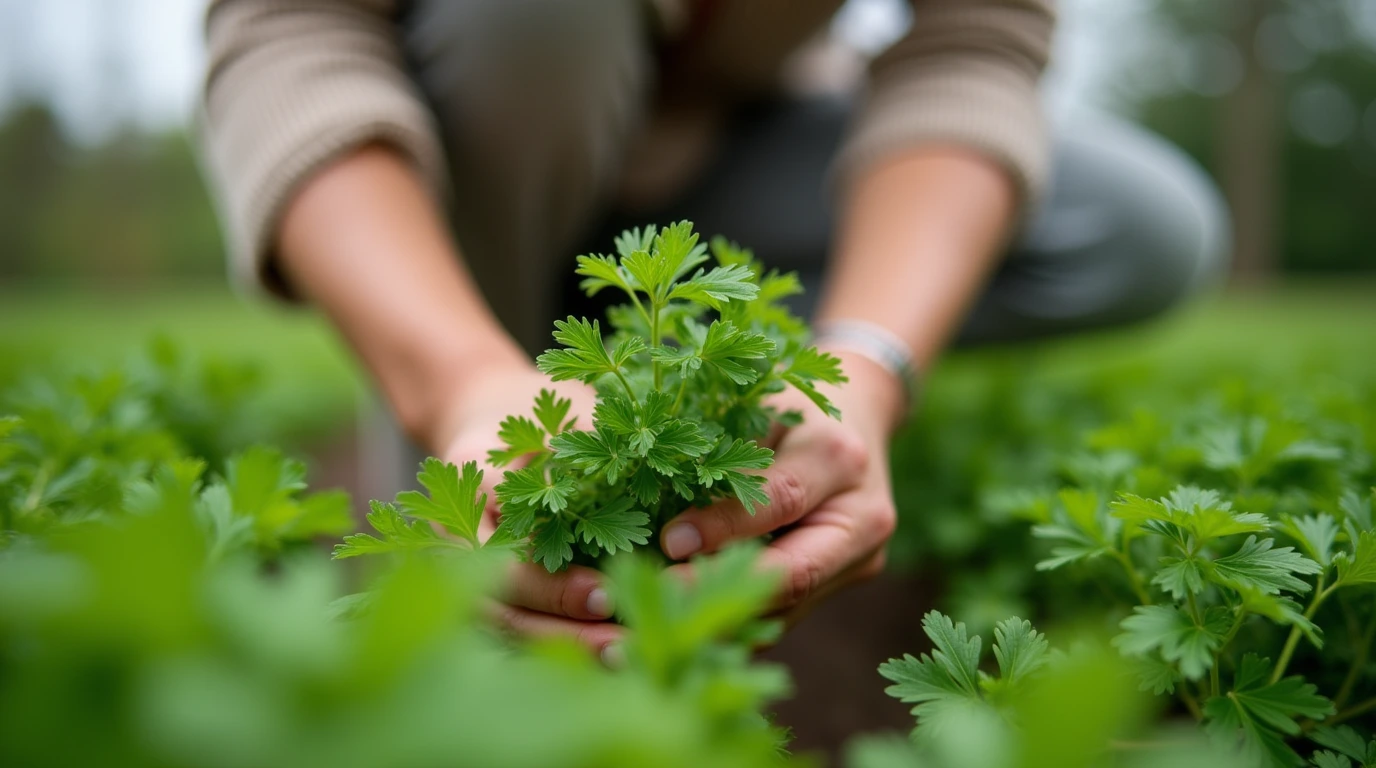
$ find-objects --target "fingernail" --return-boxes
[586,587,613,618]
[663,523,702,560]
[600,642,625,668]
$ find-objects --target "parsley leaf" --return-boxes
[395,458,486,544]
[487,415,545,467]
[1115,604,1231,680]
[1204,654,1334,767]
[494,466,577,514]
[575,497,651,554]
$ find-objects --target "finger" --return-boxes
[774,548,887,629]
[755,495,894,611]
[488,602,624,660]
[659,428,868,560]
[501,561,614,620]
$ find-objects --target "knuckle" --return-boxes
[767,469,809,523]
[870,503,898,542]
[557,574,586,617]
[781,554,825,607]
[821,428,870,477]
[859,552,887,581]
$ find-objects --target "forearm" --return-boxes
[277,144,528,450]
[816,146,1017,430]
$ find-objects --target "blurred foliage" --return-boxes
[0,288,362,443]
[886,287,1376,766]
[1118,0,1376,273]
[0,348,800,768]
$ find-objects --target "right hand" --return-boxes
[429,363,625,659]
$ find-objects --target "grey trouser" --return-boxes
[399,0,1230,352]
[364,0,1230,499]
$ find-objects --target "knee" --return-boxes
[404,0,648,152]
[1062,118,1232,323]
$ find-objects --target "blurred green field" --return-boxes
[0,285,363,440]
[2,280,1372,443]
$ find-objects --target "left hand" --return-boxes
[658,350,906,625]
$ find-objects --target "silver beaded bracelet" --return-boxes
[813,319,921,406]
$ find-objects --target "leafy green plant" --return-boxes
[0,347,799,768]
[341,222,845,571]
[890,357,1376,765]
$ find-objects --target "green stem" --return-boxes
[1179,685,1204,721]
[1111,549,1152,605]
[1332,599,1376,710]
[650,300,663,390]
[21,462,52,516]
[672,376,689,415]
[612,369,637,401]
[624,289,652,333]
[1210,658,1221,699]
[1330,696,1376,726]
[1271,577,1334,685]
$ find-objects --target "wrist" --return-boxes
[819,347,910,439]
[399,332,531,451]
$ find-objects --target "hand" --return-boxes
[658,350,905,625]
[431,364,625,658]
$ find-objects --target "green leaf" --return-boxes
[532,389,575,436]
[494,466,577,514]
[667,263,760,308]
[532,515,576,572]
[695,438,773,513]
[654,220,709,283]
[652,320,775,386]
[1280,514,1339,568]
[1338,489,1373,532]
[1236,588,1324,649]
[574,253,634,298]
[613,225,655,260]
[1153,556,1207,600]
[224,445,306,518]
[333,501,463,558]
[536,317,620,383]
[1204,654,1334,768]
[395,459,486,544]
[593,395,639,434]
[574,497,651,554]
[550,428,632,484]
[1114,604,1230,680]
[1113,486,1271,543]
[641,421,713,477]
[487,415,546,467]
[991,616,1049,686]
[1334,530,1376,587]
[1209,536,1323,595]
[1311,725,1371,763]
[879,612,985,724]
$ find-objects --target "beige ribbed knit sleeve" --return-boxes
[838,0,1056,206]
[197,0,445,299]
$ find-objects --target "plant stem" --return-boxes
[21,462,52,516]
[1332,599,1376,710]
[650,300,662,390]
[1111,549,1152,605]
[1179,685,1203,720]
[671,376,689,415]
[1270,576,1334,684]
[1331,696,1376,726]
[612,370,637,401]
[624,289,652,333]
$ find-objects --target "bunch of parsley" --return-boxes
[339,221,844,571]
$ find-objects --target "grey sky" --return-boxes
[0,0,1148,143]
